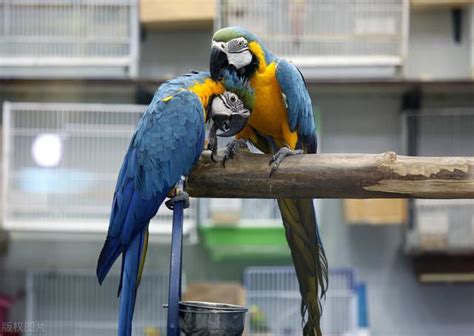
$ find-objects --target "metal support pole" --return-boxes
[167,179,185,336]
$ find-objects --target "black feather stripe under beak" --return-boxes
[210,46,228,80]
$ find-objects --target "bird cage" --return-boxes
[0,0,139,78]
[26,271,170,336]
[244,266,358,336]
[2,102,197,237]
[216,0,409,78]
[403,108,474,253]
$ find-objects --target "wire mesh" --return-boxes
[2,102,197,235]
[217,0,407,66]
[0,0,138,77]
[26,271,169,336]
[244,267,357,336]
[404,108,474,253]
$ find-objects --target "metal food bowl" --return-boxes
[178,301,247,336]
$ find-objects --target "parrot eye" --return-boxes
[230,95,237,103]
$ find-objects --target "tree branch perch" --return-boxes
[186,151,474,199]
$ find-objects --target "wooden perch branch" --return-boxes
[186,151,474,199]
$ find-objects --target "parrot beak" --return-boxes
[210,45,228,80]
[213,113,249,137]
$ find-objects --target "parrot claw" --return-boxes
[222,139,248,168]
[269,147,303,177]
[165,191,190,210]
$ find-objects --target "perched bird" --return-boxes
[209,27,328,336]
[96,70,254,336]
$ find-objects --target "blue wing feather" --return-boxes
[97,89,205,282]
[275,59,317,153]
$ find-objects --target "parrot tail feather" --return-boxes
[278,198,328,336]
[97,237,123,285]
[118,228,148,336]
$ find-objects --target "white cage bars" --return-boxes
[26,271,169,336]
[0,0,139,78]
[2,102,197,236]
[244,267,358,336]
[216,0,409,78]
[404,108,474,253]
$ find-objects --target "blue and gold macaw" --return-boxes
[209,27,328,336]
[96,71,254,336]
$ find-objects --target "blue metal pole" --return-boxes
[167,200,184,336]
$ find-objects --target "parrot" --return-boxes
[96,70,254,336]
[209,27,328,336]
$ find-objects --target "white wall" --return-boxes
[139,29,214,80]
[405,8,472,79]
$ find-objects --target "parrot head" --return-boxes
[210,26,268,81]
[209,69,255,137]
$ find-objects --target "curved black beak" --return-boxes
[213,114,249,138]
[210,46,228,80]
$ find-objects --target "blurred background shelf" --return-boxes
[411,0,474,9]
[140,0,215,30]
[344,199,408,225]
[412,254,474,283]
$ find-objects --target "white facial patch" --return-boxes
[211,96,232,118]
[227,51,252,70]
[212,37,252,70]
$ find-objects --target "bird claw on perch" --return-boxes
[165,190,190,210]
[269,146,304,177]
[222,138,248,167]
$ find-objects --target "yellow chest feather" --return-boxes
[249,62,289,142]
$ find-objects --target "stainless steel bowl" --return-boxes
[179,301,247,336]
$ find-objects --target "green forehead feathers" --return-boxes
[213,26,259,43]
[221,70,255,110]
